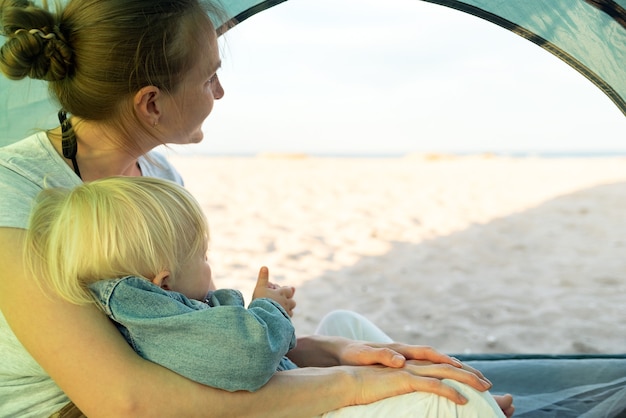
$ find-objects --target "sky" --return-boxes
[181,0,626,156]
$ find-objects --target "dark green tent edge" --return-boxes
[217,0,288,34]
[454,353,626,361]
[219,0,626,117]
[421,0,626,117]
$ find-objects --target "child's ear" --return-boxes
[151,270,171,290]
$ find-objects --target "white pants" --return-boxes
[315,310,505,418]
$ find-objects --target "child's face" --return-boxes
[171,250,214,301]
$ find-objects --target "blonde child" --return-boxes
[26,176,297,392]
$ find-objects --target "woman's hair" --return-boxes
[25,176,210,305]
[0,0,227,149]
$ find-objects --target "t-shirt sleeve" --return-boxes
[0,132,82,229]
[140,150,184,186]
[93,278,296,392]
[0,165,44,229]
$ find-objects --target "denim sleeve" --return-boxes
[93,278,296,392]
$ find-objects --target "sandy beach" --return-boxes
[166,153,626,355]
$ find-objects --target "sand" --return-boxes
[166,153,626,355]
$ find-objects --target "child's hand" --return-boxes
[252,266,296,317]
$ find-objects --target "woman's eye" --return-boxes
[208,73,218,84]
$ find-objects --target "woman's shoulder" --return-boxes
[0,132,79,229]
[1,131,56,158]
[0,131,78,183]
[139,149,184,185]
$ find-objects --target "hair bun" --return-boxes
[0,26,73,81]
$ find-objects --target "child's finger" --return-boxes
[279,286,295,299]
[255,266,270,288]
[285,297,296,316]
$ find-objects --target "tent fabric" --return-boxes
[460,356,626,418]
[421,0,626,116]
[214,0,287,31]
[1,0,625,145]
[218,0,626,118]
[0,78,58,144]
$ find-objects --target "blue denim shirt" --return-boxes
[89,276,297,392]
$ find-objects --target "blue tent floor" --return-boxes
[455,353,626,361]
[451,354,626,417]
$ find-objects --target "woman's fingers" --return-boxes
[348,360,494,407]
[385,344,466,369]
[407,376,469,404]
[342,346,407,368]
[337,342,475,374]
[404,361,492,392]
[453,359,489,382]
[350,365,472,406]
[351,343,491,388]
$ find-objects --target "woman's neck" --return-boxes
[48,118,150,181]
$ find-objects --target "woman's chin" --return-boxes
[174,132,204,145]
[188,130,205,144]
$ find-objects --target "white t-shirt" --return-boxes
[0,131,183,417]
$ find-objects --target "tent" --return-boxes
[2,0,626,146]
[2,1,626,416]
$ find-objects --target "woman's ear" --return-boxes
[151,270,171,290]
[134,86,162,128]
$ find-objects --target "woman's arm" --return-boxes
[289,335,463,369]
[0,228,477,416]
[0,227,353,417]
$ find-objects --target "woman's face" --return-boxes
[159,27,224,145]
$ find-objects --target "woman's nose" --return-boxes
[213,76,224,100]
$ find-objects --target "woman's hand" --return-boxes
[288,336,493,395]
[336,340,464,369]
[340,360,493,406]
[337,342,515,413]
[336,341,493,393]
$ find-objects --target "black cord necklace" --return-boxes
[58,110,82,179]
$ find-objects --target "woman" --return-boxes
[0,0,512,416]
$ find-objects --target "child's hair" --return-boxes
[25,176,210,305]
